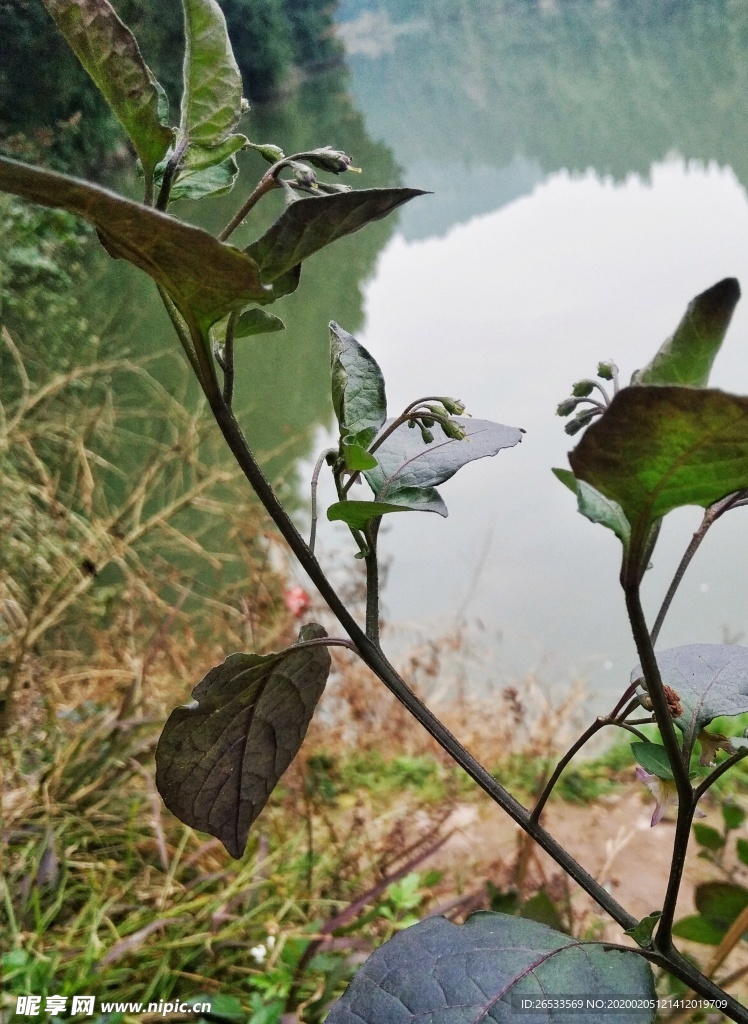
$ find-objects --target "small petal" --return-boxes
[697,729,735,767]
[636,767,678,827]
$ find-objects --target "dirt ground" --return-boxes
[426,785,748,1006]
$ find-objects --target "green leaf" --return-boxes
[341,440,378,472]
[722,802,745,831]
[625,911,662,950]
[234,308,285,338]
[42,0,172,176]
[167,156,239,202]
[520,890,567,934]
[672,915,726,945]
[631,742,673,780]
[155,623,331,858]
[692,823,725,852]
[326,913,656,1023]
[736,838,748,867]
[569,386,748,564]
[486,884,520,915]
[181,133,247,170]
[364,418,523,505]
[245,188,426,284]
[695,881,748,933]
[180,0,243,149]
[632,278,740,387]
[327,487,447,530]
[631,644,748,756]
[187,995,244,1024]
[0,155,265,328]
[553,468,631,548]
[552,466,577,493]
[330,323,387,440]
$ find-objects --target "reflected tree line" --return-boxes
[344,0,748,207]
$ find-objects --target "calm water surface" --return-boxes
[110,2,748,706]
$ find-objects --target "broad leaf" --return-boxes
[330,323,387,440]
[631,644,748,757]
[42,0,172,176]
[631,742,673,780]
[569,386,748,561]
[552,468,630,547]
[365,418,523,501]
[692,824,725,852]
[672,915,726,945]
[245,188,426,283]
[181,133,247,170]
[328,487,447,530]
[632,278,740,387]
[341,440,378,472]
[326,913,655,1023]
[155,623,331,858]
[234,308,285,338]
[168,156,239,202]
[0,156,265,327]
[180,0,243,149]
[696,881,748,933]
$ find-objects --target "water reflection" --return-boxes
[307,160,748,704]
[298,0,748,704]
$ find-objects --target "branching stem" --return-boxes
[652,491,748,645]
[310,448,336,553]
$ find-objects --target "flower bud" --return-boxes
[420,426,434,444]
[440,397,466,415]
[571,379,595,397]
[440,419,467,440]
[315,181,353,194]
[248,142,285,164]
[564,409,595,436]
[305,146,362,174]
[597,360,618,380]
[292,162,317,188]
[556,397,579,417]
[421,416,435,428]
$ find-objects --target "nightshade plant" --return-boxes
[4,2,748,1020]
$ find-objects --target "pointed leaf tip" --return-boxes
[633,277,741,387]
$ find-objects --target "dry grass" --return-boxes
[0,328,625,1022]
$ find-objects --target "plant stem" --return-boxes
[156,135,188,212]
[364,518,382,643]
[309,448,336,554]
[531,719,607,822]
[624,583,692,953]
[222,311,237,407]
[218,175,279,242]
[652,492,748,645]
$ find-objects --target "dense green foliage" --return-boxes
[0,0,341,173]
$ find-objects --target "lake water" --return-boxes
[84,1,748,707]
